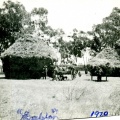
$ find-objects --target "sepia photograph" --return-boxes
[0,0,120,120]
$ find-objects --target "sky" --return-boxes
[0,0,120,34]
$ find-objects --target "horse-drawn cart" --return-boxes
[52,65,78,81]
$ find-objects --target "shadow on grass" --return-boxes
[0,73,54,80]
[92,80,108,82]
[0,78,40,80]
[0,77,5,79]
[0,77,48,80]
[84,79,108,82]
[50,79,73,82]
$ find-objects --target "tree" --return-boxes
[0,0,27,53]
[57,37,69,61]
[44,26,55,37]
[92,7,120,51]
[31,7,48,32]
[90,35,103,52]
[103,7,120,46]
[68,29,88,62]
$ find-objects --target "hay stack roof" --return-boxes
[1,34,58,60]
[88,47,120,67]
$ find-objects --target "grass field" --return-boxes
[0,71,120,120]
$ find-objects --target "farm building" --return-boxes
[1,34,58,79]
[87,47,120,79]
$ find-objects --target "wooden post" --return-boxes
[45,67,47,79]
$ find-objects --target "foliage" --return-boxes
[0,0,28,53]
[91,7,120,52]
[31,7,48,31]
[90,35,103,52]
[44,26,56,37]
[103,7,120,46]
[0,0,90,62]
[0,0,52,54]
[70,30,88,57]
[56,29,90,63]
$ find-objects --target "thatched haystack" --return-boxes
[1,34,58,79]
[87,47,120,77]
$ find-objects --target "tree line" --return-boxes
[0,0,120,59]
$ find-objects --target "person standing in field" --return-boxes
[78,71,81,77]
[42,65,47,79]
[97,66,103,81]
[71,66,75,80]
[45,65,48,79]
[52,65,58,81]
[105,62,111,81]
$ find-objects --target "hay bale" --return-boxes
[1,34,58,79]
[87,47,120,76]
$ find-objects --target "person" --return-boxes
[71,67,75,80]
[85,67,88,74]
[52,65,58,81]
[97,66,103,81]
[78,71,81,77]
[105,62,111,81]
[45,65,48,79]
[42,65,47,79]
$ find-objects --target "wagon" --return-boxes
[54,65,78,81]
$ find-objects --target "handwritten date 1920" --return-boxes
[90,111,108,117]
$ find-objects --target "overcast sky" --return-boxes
[0,0,120,34]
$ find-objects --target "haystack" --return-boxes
[88,47,120,67]
[1,34,58,79]
[87,47,120,77]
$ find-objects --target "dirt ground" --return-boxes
[0,71,120,120]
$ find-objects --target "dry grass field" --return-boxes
[0,72,120,120]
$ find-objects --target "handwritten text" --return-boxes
[17,108,58,120]
[90,111,108,117]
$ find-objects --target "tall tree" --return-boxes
[69,29,88,62]
[103,7,120,47]
[92,7,120,50]
[0,0,27,53]
[31,7,48,32]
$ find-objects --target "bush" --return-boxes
[1,56,54,79]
